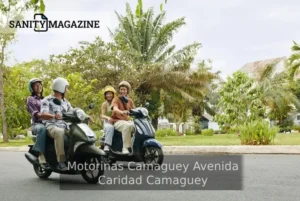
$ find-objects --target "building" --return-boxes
[199,113,220,130]
[238,56,287,80]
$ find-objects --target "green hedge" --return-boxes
[156,128,178,137]
[202,129,214,136]
[292,125,300,132]
[186,129,195,135]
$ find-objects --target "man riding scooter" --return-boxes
[111,81,135,154]
[40,77,73,171]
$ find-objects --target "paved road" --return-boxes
[1,152,300,201]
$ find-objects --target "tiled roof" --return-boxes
[240,57,286,73]
[239,56,287,79]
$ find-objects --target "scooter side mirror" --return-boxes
[145,102,150,108]
[53,98,62,105]
[89,103,95,110]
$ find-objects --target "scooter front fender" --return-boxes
[75,144,107,156]
[143,139,163,148]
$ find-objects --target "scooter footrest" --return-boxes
[114,151,132,156]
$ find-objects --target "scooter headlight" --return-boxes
[76,109,86,121]
[140,108,149,117]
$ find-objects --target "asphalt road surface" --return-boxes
[1,152,300,201]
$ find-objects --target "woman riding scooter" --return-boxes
[26,78,50,170]
[100,86,117,152]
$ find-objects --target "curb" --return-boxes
[162,145,300,155]
[1,145,300,154]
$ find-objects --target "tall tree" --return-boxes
[110,0,216,128]
[0,0,25,142]
[214,71,265,131]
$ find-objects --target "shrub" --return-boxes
[202,129,214,136]
[185,129,195,135]
[220,125,230,134]
[193,123,201,134]
[214,130,222,134]
[292,125,300,132]
[156,128,178,137]
[238,120,278,145]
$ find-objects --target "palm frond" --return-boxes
[257,63,276,82]
[147,17,186,61]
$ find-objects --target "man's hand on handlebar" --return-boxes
[122,110,129,115]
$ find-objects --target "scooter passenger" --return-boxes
[100,86,117,152]
[26,78,50,170]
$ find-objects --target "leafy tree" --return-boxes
[64,72,104,129]
[0,0,46,142]
[214,71,265,131]
[2,62,42,138]
[0,0,27,142]
[25,0,45,13]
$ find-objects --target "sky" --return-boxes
[6,0,300,80]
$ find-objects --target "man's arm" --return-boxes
[112,98,128,115]
[40,99,60,120]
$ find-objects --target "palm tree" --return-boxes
[288,41,300,79]
[256,63,300,123]
[111,0,200,66]
[110,0,217,128]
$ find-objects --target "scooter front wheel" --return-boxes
[80,155,104,184]
[33,164,52,179]
[143,146,164,166]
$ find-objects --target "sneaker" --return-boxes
[104,145,110,152]
[122,148,129,154]
[57,162,68,171]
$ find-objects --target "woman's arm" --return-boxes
[100,102,112,120]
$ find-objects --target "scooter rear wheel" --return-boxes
[80,155,104,184]
[33,164,52,179]
[143,146,164,166]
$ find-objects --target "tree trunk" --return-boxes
[151,116,158,130]
[0,43,8,143]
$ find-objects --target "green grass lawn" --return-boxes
[0,138,32,147]
[1,133,300,147]
[157,133,300,146]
